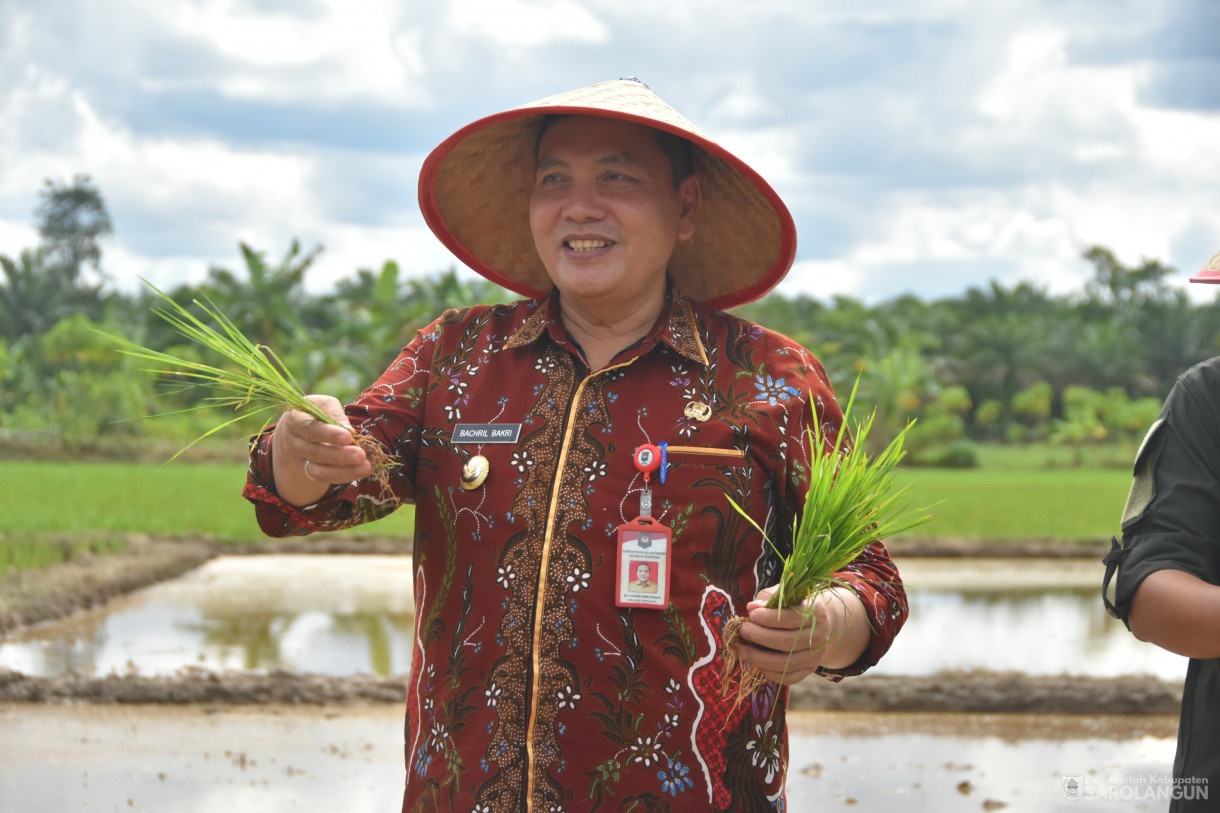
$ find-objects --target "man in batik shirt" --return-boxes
[245,79,908,812]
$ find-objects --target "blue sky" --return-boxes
[1,0,1217,304]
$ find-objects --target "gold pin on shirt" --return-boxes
[461,455,490,490]
[684,401,712,422]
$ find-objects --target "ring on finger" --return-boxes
[303,459,316,480]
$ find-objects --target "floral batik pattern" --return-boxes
[244,283,908,812]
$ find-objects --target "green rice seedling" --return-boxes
[103,281,394,485]
[722,379,932,698]
[0,535,129,575]
[0,537,61,574]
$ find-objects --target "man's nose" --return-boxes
[561,180,606,221]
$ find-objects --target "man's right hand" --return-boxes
[270,395,372,508]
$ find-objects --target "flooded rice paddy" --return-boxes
[0,554,1188,812]
[0,555,416,678]
[0,554,1189,681]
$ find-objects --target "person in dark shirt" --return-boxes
[1104,248,1220,811]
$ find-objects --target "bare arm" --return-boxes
[1129,568,1220,659]
[270,395,372,508]
[735,585,870,685]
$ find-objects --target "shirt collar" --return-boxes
[503,279,709,367]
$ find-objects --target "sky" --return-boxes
[1,0,1218,305]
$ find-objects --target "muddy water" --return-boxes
[0,706,1177,813]
[0,555,1189,681]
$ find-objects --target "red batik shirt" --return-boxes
[244,283,908,813]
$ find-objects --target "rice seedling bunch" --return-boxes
[105,281,394,485]
[721,380,930,698]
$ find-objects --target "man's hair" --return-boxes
[535,114,695,189]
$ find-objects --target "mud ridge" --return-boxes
[886,535,1109,559]
[0,666,1179,713]
[0,535,216,635]
[787,669,1182,715]
[0,666,407,705]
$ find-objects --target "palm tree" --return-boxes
[201,240,322,350]
[945,281,1058,416]
[35,174,113,285]
[0,248,101,339]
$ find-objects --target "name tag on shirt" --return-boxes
[452,423,522,444]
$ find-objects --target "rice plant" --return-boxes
[103,281,393,483]
[722,379,932,696]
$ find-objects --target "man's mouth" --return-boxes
[565,239,614,252]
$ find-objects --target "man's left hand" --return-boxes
[735,586,869,685]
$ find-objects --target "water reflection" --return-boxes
[0,554,1190,681]
[0,555,416,678]
[188,610,413,675]
[871,588,1188,680]
[874,558,1189,681]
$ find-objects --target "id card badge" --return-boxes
[615,516,672,609]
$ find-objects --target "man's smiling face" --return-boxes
[529,115,698,311]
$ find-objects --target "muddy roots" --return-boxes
[351,431,397,497]
[720,615,769,713]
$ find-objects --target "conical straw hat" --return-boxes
[1189,249,1220,284]
[418,79,796,310]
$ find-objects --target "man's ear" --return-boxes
[677,175,700,242]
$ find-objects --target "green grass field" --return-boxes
[895,467,1128,540]
[1,454,1131,544]
[0,461,413,544]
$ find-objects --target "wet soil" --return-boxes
[886,534,1109,559]
[2,533,1166,713]
[0,665,1182,714]
[787,668,1181,715]
[0,705,1180,813]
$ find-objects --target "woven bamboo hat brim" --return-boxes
[1189,249,1220,284]
[418,79,797,310]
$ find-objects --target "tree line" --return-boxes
[3,177,1217,464]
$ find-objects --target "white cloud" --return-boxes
[1,0,1217,308]
[0,220,39,260]
[779,258,865,301]
[967,26,1141,166]
[447,0,610,47]
[715,124,807,194]
[61,93,319,250]
[59,0,432,109]
[296,222,464,295]
[1133,107,1220,181]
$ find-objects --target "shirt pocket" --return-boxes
[656,444,753,533]
[1121,417,1164,530]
